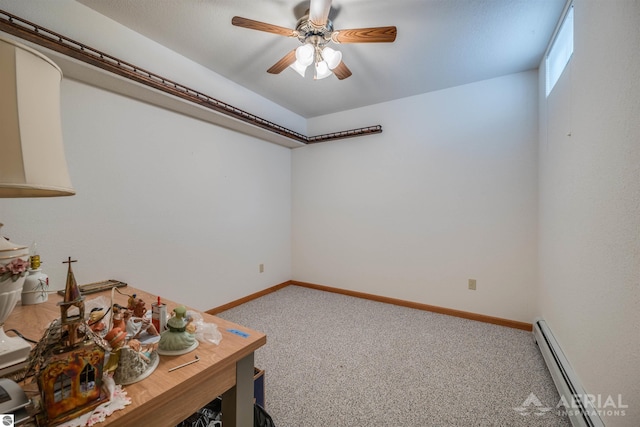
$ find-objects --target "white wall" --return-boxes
[0,0,539,324]
[0,78,292,311]
[0,0,296,310]
[538,1,640,425]
[0,0,306,135]
[293,71,539,323]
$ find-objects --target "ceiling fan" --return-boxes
[231,0,397,80]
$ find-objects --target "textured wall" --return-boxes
[538,1,640,425]
[294,71,539,323]
[0,79,292,311]
[0,0,298,310]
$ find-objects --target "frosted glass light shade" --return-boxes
[295,44,314,67]
[290,60,309,77]
[322,47,342,70]
[0,36,75,198]
[314,61,332,80]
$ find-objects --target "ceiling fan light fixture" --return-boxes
[290,60,308,77]
[314,60,332,80]
[322,47,342,70]
[295,44,314,67]
[232,2,398,82]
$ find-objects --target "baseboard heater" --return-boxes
[533,319,604,427]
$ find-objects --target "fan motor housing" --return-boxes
[295,14,333,46]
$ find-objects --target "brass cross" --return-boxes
[62,257,77,265]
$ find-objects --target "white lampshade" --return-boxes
[295,44,314,67]
[0,36,75,198]
[314,61,332,80]
[322,47,342,70]
[290,60,309,77]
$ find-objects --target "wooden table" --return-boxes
[6,286,266,427]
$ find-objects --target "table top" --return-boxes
[6,285,266,426]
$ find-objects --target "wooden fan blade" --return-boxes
[232,16,297,37]
[309,0,332,27]
[333,61,352,80]
[332,26,397,44]
[267,49,297,74]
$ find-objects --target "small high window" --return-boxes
[546,4,574,96]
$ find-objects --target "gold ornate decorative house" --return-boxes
[35,258,108,425]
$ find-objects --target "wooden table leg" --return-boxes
[222,352,255,427]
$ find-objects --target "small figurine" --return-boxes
[111,304,127,332]
[99,334,160,385]
[124,297,159,339]
[131,298,146,318]
[87,307,106,334]
[158,306,197,353]
[126,293,138,311]
[185,313,197,334]
[103,327,127,375]
[128,338,157,363]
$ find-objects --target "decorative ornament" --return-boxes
[157,306,198,355]
[32,258,109,426]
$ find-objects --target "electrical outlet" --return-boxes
[468,279,476,290]
[259,263,264,273]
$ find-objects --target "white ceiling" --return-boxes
[77,0,566,119]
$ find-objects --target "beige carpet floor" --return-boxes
[218,285,570,426]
